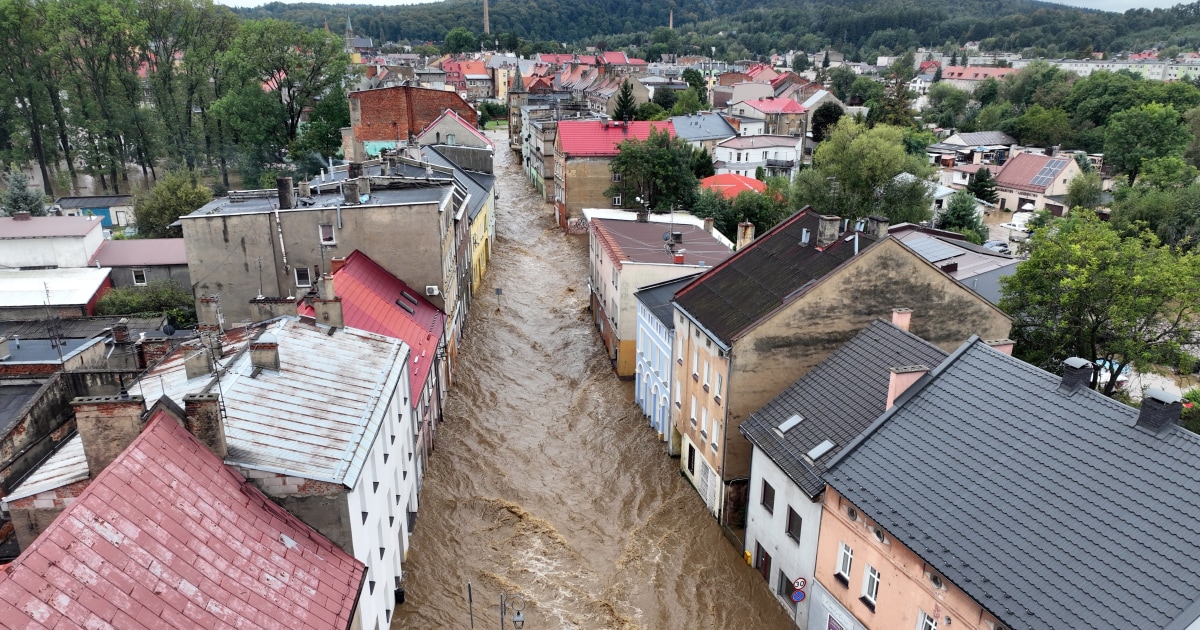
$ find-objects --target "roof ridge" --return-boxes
[673,207,814,301]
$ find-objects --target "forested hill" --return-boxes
[237,0,1200,59]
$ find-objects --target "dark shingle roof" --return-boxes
[422,146,490,221]
[53,195,132,209]
[826,339,1200,630]
[740,320,947,497]
[634,274,701,330]
[673,209,874,343]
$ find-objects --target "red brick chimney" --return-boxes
[183,393,227,458]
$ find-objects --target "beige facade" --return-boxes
[673,238,1012,521]
[554,156,618,226]
[995,157,1082,214]
[811,486,1007,630]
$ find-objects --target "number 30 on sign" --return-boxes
[793,577,807,590]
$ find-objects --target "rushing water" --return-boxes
[389,132,795,630]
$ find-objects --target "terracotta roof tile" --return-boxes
[700,173,767,199]
[556,120,674,157]
[0,413,364,629]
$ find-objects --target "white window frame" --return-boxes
[611,171,622,182]
[711,414,720,451]
[862,564,880,605]
[612,194,622,207]
[917,611,937,630]
[703,361,711,390]
[691,348,699,378]
[131,268,148,286]
[690,395,697,426]
[295,266,312,288]
[700,406,708,439]
[835,542,853,582]
[319,223,336,245]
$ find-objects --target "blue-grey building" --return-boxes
[633,273,699,455]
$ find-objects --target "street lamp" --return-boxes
[500,592,525,629]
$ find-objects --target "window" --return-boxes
[785,507,802,542]
[611,172,622,182]
[676,337,683,365]
[295,267,312,288]
[760,481,775,513]
[612,195,623,207]
[777,569,797,600]
[674,385,681,408]
[700,406,708,438]
[714,372,723,402]
[446,133,456,145]
[131,269,148,286]
[691,348,699,378]
[711,418,720,451]
[690,396,697,426]
[835,542,853,585]
[861,564,879,610]
[737,152,743,161]
[762,151,768,160]
[319,224,336,244]
[703,361,711,390]
[918,611,938,630]
[687,444,695,474]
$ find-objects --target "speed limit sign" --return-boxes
[793,577,806,590]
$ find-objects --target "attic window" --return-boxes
[319,224,336,245]
[807,439,836,460]
[776,414,803,435]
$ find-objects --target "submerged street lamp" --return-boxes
[500,591,525,629]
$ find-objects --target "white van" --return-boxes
[999,211,1034,242]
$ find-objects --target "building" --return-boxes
[728,98,807,136]
[670,112,737,153]
[343,85,478,160]
[700,173,767,199]
[992,151,1083,214]
[927,131,1017,167]
[634,274,700,454]
[887,224,1018,304]
[0,406,366,629]
[422,146,497,295]
[939,65,1017,93]
[413,108,494,150]
[813,341,1200,630]
[738,318,950,626]
[131,316,417,630]
[552,119,674,229]
[87,238,190,289]
[51,195,134,228]
[0,268,113,321]
[670,210,1011,528]
[714,135,803,180]
[587,213,733,377]
[0,214,103,270]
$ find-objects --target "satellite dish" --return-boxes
[663,231,671,241]
[163,324,176,336]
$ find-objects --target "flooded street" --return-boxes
[390,132,794,629]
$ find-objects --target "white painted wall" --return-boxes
[634,301,675,451]
[0,227,103,269]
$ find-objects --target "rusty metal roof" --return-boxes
[2,435,87,503]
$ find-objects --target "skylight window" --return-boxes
[807,439,837,460]
[776,414,803,434]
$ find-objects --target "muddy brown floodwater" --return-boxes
[390,132,794,630]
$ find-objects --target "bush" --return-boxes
[95,281,197,328]
[1184,388,1200,435]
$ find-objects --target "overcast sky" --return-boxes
[215,0,1183,13]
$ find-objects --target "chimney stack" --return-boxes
[348,162,364,179]
[1059,357,1094,394]
[299,180,311,198]
[816,215,840,248]
[673,252,686,264]
[865,215,890,239]
[276,176,295,210]
[197,295,224,334]
[887,365,928,410]
[138,338,172,368]
[72,393,145,476]
[1136,388,1182,433]
[112,318,129,343]
[357,175,371,200]
[703,217,714,234]
[250,332,280,371]
[183,345,213,380]
[182,393,227,458]
[891,307,912,332]
[330,256,348,274]
[314,274,344,328]
[342,182,359,205]
[636,210,649,223]
[985,339,1015,356]
[736,221,755,250]
[12,211,31,221]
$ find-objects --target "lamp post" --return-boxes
[500,592,525,629]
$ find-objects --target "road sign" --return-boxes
[793,577,806,590]
[791,590,806,603]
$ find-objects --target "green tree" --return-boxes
[613,79,637,121]
[937,190,987,243]
[670,88,703,116]
[810,101,844,143]
[1137,155,1199,190]
[0,172,46,216]
[793,52,810,72]
[974,77,1000,107]
[682,68,706,95]
[932,65,942,83]
[1065,170,1103,210]
[635,101,666,121]
[828,66,857,102]
[652,87,677,111]
[605,127,698,212]
[1104,103,1191,181]
[1010,104,1071,147]
[967,167,999,204]
[1000,212,1200,396]
[847,77,885,106]
[690,187,738,239]
[290,88,350,166]
[134,170,213,238]
[443,27,478,54]
[691,147,716,179]
[94,280,197,328]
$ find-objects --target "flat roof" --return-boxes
[0,382,43,440]
[0,216,101,239]
[0,268,111,307]
[186,178,453,219]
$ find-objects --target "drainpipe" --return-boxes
[273,206,289,271]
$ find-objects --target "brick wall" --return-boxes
[348,86,478,144]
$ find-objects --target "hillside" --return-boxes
[236,0,1200,58]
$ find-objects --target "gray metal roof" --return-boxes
[421,146,491,221]
[53,195,132,209]
[634,273,700,330]
[944,131,1017,147]
[186,174,453,218]
[670,112,737,142]
[740,320,947,498]
[956,262,1018,305]
[826,339,1200,630]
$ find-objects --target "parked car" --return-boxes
[982,240,1011,255]
[999,211,1034,242]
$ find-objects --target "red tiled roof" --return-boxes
[739,98,806,114]
[88,238,187,267]
[556,120,675,157]
[700,173,767,199]
[941,66,1016,81]
[0,412,365,629]
[994,152,1068,193]
[298,251,445,403]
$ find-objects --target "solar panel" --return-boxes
[906,237,963,264]
[1030,158,1068,188]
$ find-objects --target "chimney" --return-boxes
[865,215,890,238]
[672,231,683,244]
[276,176,295,210]
[314,274,344,328]
[703,217,714,234]
[343,181,359,205]
[112,318,129,343]
[72,393,145,476]
[887,365,928,410]
[636,210,649,223]
[182,393,227,458]
[1136,388,1182,433]
[357,175,371,199]
[673,252,686,264]
[816,215,840,248]
[250,332,281,371]
[299,180,311,198]
[184,345,213,380]
[12,210,31,221]
[985,338,1015,356]
[197,295,224,334]
[348,162,364,179]
[330,256,348,274]
[1059,357,1094,394]
[891,307,912,332]
[0,336,9,360]
[736,221,755,250]
[138,338,172,368]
